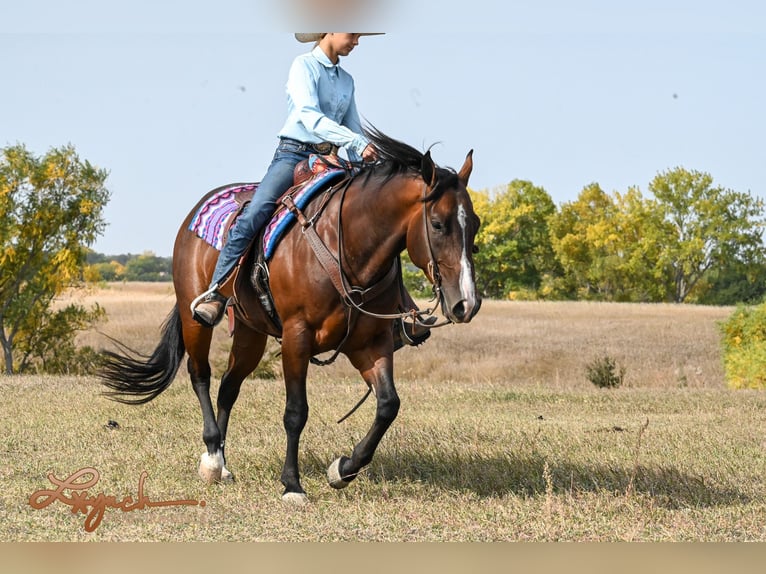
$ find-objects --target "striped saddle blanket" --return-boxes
[188,168,347,260]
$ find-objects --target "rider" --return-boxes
[192,33,434,347]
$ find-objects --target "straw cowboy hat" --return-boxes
[294,33,384,42]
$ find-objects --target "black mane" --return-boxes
[358,127,459,199]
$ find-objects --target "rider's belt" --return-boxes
[280,137,339,156]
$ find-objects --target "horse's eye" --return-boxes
[472,245,479,254]
[431,219,444,232]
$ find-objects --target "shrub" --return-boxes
[13,303,106,375]
[719,303,766,390]
[585,354,625,389]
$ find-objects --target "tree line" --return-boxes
[2,143,765,375]
[86,169,766,305]
[468,168,766,305]
[86,251,173,282]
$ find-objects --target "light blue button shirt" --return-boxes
[278,46,369,160]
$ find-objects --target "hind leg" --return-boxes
[214,322,269,481]
[182,321,225,484]
[172,241,226,482]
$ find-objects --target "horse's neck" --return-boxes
[341,175,422,283]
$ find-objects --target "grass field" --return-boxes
[2,282,765,541]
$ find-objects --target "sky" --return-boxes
[1,1,764,256]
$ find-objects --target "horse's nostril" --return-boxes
[452,301,467,321]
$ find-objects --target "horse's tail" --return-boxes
[99,305,186,405]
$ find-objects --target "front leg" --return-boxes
[328,342,400,489]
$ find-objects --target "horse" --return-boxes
[98,130,481,504]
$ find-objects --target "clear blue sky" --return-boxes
[2,1,764,256]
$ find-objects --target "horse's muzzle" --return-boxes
[446,296,482,323]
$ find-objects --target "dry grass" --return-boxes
[78,285,732,390]
[2,283,765,541]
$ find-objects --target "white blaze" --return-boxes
[457,204,477,308]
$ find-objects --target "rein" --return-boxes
[335,176,450,328]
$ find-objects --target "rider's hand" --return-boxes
[361,144,378,163]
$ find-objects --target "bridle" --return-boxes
[335,173,451,329]
[279,166,458,372]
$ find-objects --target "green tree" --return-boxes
[0,144,110,374]
[549,183,667,302]
[549,183,618,300]
[650,167,765,302]
[606,187,670,302]
[123,251,173,281]
[85,260,126,282]
[696,258,766,305]
[471,181,558,299]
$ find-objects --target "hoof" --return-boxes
[198,451,224,484]
[221,466,235,483]
[281,492,309,506]
[327,457,352,489]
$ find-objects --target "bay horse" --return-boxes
[99,130,481,504]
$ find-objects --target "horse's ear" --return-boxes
[421,150,437,187]
[458,150,474,186]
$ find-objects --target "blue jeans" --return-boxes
[209,139,312,287]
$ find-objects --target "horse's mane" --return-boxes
[357,127,458,200]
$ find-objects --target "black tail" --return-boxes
[99,305,186,405]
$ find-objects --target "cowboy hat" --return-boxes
[294,33,385,43]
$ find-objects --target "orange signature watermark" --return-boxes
[28,467,206,532]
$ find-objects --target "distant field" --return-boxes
[2,282,764,541]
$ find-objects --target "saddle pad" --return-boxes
[189,169,346,258]
[263,168,346,259]
[188,183,258,251]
